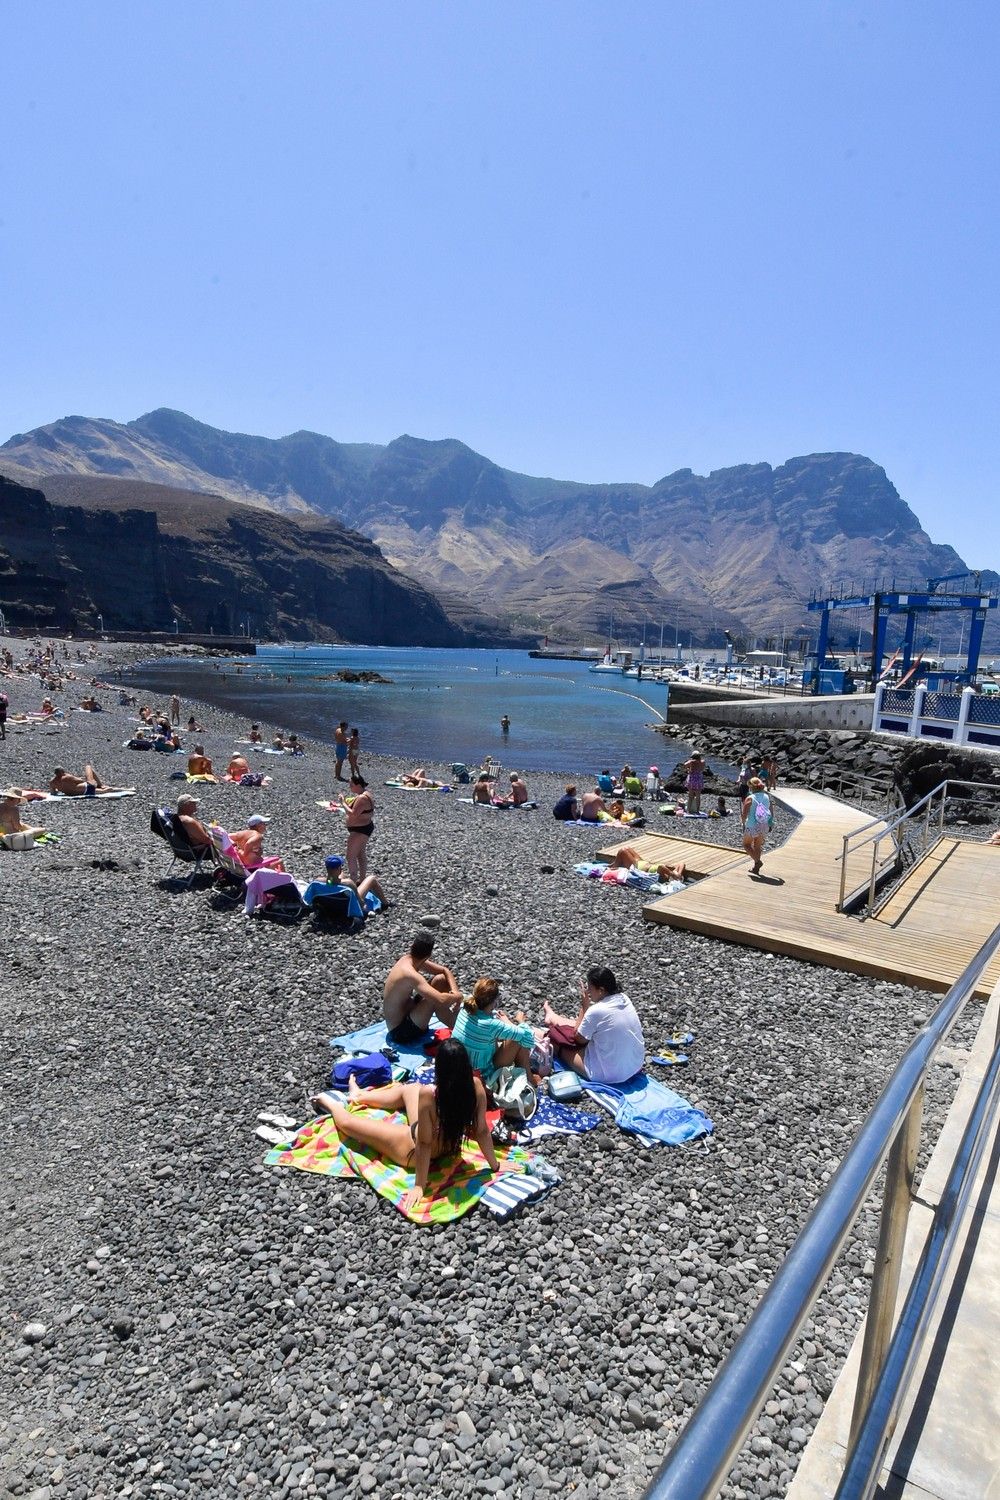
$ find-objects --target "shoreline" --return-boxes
[0,637,974,1498]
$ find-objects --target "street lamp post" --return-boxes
[173,618,179,635]
[97,613,104,635]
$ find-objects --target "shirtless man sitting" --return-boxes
[50,765,131,797]
[175,794,214,851]
[579,788,606,823]
[383,932,463,1043]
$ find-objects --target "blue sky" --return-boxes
[2,1,997,566]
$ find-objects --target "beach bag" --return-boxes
[450,762,471,784]
[491,1066,538,1121]
[529,1033,553,1078]
[548,1070,584,1102]
[752,795,770,829]
[330,1052,392,1090]
[1,831,33,851]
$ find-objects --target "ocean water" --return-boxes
[124,645,705,776]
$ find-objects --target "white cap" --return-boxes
[246,814,269,827]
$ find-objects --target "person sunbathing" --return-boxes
[0,789,47,844]
[139,705,154,724]
[989,829,1000,847]
[175,794,214,851]
[606,799,643,826]
[186,714,204,733]
[225,753,251,780]
[301,854,387,912]
[383,931,463,1041]
[472,772,493,805]
[543,966,646,1085]
[608,846,685,882]
[452,977,536,1085]
[50,765,132,797]
[272,732,286,751]
[400,767,438,788]
[310,1038,502,1215]
[40,698,56,716]
[186,745,217,781]
[229,814,284,871]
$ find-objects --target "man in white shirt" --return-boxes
[543,966,645,1084]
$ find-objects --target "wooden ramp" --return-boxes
[596,830,746,880]
[641,788,1000,996]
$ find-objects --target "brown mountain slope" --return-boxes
[3,410,991,644]
[0,471,523,645]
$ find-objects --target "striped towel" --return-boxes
[480,1172,548,1218]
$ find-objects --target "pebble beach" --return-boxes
[0,644,977,1500]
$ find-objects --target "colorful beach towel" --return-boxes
[265,1111,530,1223]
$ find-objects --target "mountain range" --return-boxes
[2,408,993,647]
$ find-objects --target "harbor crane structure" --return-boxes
[806,571,1000,691]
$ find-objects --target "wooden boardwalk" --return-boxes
[631,789,1000,996]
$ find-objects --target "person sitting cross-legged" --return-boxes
[452,977,535,1086]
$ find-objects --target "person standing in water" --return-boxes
[500,714,510,734]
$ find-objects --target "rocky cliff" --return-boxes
[3,410,994,645]
[0,470,521,645]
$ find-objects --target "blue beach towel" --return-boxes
[582,1073,713,1147]
[329,1020,436,1078]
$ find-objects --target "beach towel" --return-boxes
[264,1112,530,1223]
[49,788,136,800]
[479,1171,548,1218]
[582,1074,713,1147]
[330,1020,437,1078]
[457,798,538,810]
[561,817,628,829]
[243,869,306,917]
[384,780,450,791]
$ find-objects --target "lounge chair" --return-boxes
[150,806,212,887]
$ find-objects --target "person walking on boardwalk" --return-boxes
[334,721,349,780]
[742,775,773,876]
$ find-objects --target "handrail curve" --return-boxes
[642,921,1000,1500]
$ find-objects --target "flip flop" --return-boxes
[652,1051,689,1067]
[660,1031,694,1048]
[258,1111,297,1129]
[255,1125,297,1146]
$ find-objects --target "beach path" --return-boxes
[608,788,1000,997]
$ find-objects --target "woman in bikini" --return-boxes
[311,1039,501,1214]
[342,773,375,882]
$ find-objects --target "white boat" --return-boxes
[590,651,625,674]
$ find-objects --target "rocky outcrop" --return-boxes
[5,410,995,647]
[0,472,525,646]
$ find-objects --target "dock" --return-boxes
[603,788,1000,997]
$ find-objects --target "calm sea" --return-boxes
[125,645,708,776]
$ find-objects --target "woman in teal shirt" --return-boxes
[453,977,535,1084]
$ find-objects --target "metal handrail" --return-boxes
[642,922,1000,1500]
[836,777,1000,913]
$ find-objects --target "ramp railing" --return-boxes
[640,922,1000,1500]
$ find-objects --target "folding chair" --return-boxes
[150,807,212,887]
[481,757,503,782]
[309,890,365,933]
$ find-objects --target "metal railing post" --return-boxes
[849,1086,924,1447]
[938,782,947,839]
[868,842,878,910]
[923,794,932,852]
[840,835,849,912]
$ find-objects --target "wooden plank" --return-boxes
[641,788,1000,996]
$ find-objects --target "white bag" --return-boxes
[491,1065,538,1121]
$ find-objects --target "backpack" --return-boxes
[752,795,771,829]
[330,1052,392,1090]
[491,1065,538,1121]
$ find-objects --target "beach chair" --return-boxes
[309,890,365,933]
[150,806,212,887]
[481,757,502,782]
